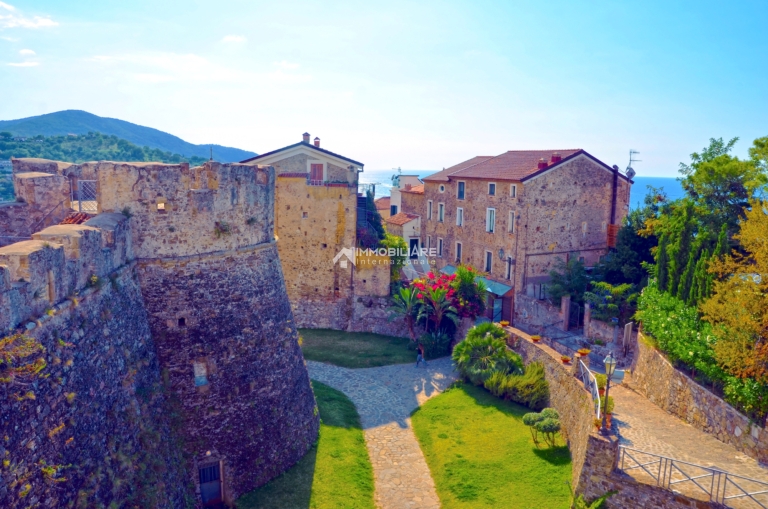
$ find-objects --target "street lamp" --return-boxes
[601,353,617,435]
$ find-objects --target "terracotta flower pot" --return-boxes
[606,413,612,427]
[598,388,605,397]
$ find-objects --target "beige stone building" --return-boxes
[399,149,632,323]
[242,133,390,328]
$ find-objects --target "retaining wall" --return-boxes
[629,333,768,464]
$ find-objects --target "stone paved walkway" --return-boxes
[612,380,768,507]
[307,358,458,509]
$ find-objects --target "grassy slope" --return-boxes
[237,381,374,509]
[299,328,415,368]
[411,382,572,509]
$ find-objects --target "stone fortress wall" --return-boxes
[0,158,319,507]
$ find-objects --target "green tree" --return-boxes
[380,232,407,281]
[452,323,523,385]
[418,287,459,333]
[584,282,637,325]
[656,234,669,292]
[547,257,588,305]
[450,265,487,318]
[390,287,421,343]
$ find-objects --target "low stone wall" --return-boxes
[629,334,768,464]
[586,318,616,343]
[0,265,188,509]
[514,294,563,329]
[510,328,718,508]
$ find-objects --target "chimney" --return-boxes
[314,137,320,148]
[302,132,310,143]
[551,152,562,163]
[537,158,548,170]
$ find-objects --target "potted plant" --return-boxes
[596,396,615,427]
[499,320,509,327]
[577,348,591,356]
[561,355,571,364]
[531,335,541,343]
[595,374,607,396]
[594,418,601,432]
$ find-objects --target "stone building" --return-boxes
[399,149,632,323]
[0,158,319,507]
[389,173,423,216]
[241,133,391,330]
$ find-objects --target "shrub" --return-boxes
[419,330,452,358]
[453,323,522,385]
[596,396,614,415]
[523,407,561,448]
[594,374,606,390]
[482,362,549,410]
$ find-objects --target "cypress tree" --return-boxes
[689,248,709,306]
[669,210,694,296]
[714,223,728,259]
[657,234,670,292]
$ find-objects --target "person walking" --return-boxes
[416,343,427,368]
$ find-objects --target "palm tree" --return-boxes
[390,286,421,342]
[418,287,459,333]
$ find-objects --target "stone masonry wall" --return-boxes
[514,293,563,329]
[510,330,717,508]
[629,333,768,464]
[0,264,188,508]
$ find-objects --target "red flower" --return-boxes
[428,272,435,279]
[417,293,423,299]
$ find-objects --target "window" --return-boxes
[456,207,464,226]
[428,200,433,221]
[310,163,324,183]
[510,184,517,198]
[439,185,446,193]
[508,211,515,233]
[438,203,445,222]
[438,238,443,257]
[579,256,585,263]
[456,242,462,263]
[505,257,512,280]
[582,222,588,237]
[601,221,607,232]
[488,183,496,196]
[178,317,186,327]
[193,361,208,387]
[486,208,496,233]
[485,251,492,272]
[426,236,431,251]
[457,181,465,200]
[390,205,398,216]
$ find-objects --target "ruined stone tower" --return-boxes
[0,159,319,507]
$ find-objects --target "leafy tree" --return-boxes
[522,408,561,448]
[390,286,421,342]
[584,282,637,325]
[451,265,487,318]
[547,257,588,305]
[417,287,459,333]
[656,234,669,292]
[380,232,407,281]
[701,201,768,400]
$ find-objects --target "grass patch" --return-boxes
[411,382,571,509]
[299,328,415,368]
[237,381,374,509]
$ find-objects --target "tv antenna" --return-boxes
[626,149,640,179]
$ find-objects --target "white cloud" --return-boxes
[0,35,18,41]
[221,35,246,43]
[19,48,34,55]
[0,4,58,29]
[274,60,299,70]
[7,61,38,67]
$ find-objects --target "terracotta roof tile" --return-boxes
[374,197,390,209]
[424,150,582,182]
[60,212,92,225]
[400,184,424,194]
[385,212,419,226]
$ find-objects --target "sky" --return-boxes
[1,0,766,176]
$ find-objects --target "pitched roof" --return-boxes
[385,212,419,226]
[424,151,583,182]
[400,184,424,194]
[240,141,364,167]
[374,196,390,209]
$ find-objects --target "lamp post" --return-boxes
[601,353,617,435]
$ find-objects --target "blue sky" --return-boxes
[1,0,766,175]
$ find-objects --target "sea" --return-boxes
[360,169,684,211]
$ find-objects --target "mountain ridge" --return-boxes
[0,110,257,162]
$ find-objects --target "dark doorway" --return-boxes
[409,238,419,259]
[199,463,222,506]
[492,297,502,322]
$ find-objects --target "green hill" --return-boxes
[0,132,211,201]
[0,110,257,162]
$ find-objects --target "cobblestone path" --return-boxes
[613,380,768,506]
[307,358,458,509]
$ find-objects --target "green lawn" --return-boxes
[237,381,374,509]
[299,328,415,368]
[411,382,572,509]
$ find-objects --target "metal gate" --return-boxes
[71,180,97,213]
[199,463,222,505]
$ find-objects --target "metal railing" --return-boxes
[578,359,601,419]
[619,447,768,508]
[71,180,98,213]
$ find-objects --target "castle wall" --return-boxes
[0,220,187,508]
[2,158,320,505]
[138,244,319,501]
